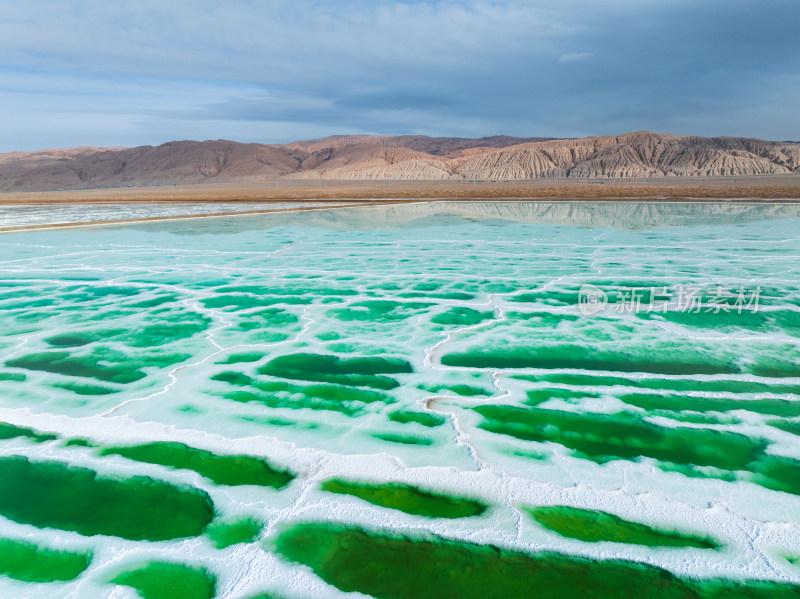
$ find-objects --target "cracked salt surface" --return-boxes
[1,201,800,597]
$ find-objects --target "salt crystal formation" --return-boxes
[0,201,799,598]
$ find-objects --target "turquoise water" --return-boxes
[0,201,799,597]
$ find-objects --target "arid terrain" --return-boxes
[1,132,798,193]
[1,176,798,208]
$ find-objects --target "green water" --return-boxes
[321,479,488,518]
[214,371,393,415]
[525,387,602,406]
[258,353,412,390]
[100,441,294,488]
[388,409,446,427]
[618,393,800,418]
[0,537,91,582]
[51,381,121,395]
[443,346,739,375]
[217,352,265,364]
[6,351,148,383]
[420,383,493,397]
[0,422,57,443]
[430,307,494,326]
[474,405,767,470]
[476,404,800,496]
[108,562,216,599]
[370,432,434,446]
[3,202,800,597]
[0,456,213,540]
[205,517,263,549]
[274,522,799,599]
[768,419,800,436]
[526,506,719,548]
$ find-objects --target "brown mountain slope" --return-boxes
[448,132,800,180]
[1,132,797,192]
[282,134,553,156]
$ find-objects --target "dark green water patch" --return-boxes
[258,353,411,390]
[506,447,549,460]
[388,410,445,427]
[0,456,213,540]
[52,381,120,395]
[526,506,718,549]
[767,419,800,436]
[421,383,493,397]
[0,537,91,582]
[273,522,800,599]
[215,371,393,415]
[749,454,800,497]
[525,388,601,406]
[524,374,800,396]
[129,293,182,309]
[0,422,57,443]
[0,298,56,311]
[211,371,253,386]
[431,307,493,326]
[0,372,25,382]
[371,432,434,446]
[474,405,767,471]
[72,284,141,299]
[206,517,262,549]
[619,393,800,418]
[63,438,98,448]
[6,351,146,384]
[320,479,487,518]
[45,331,105,347]
[654,411,742,426]
[100,442,294,489]
[238,414,320,430]
[108,561,216,599]
[217,352,265,364]
[749,356,800,378]
[443,348,738,375]
[224,389,359,416]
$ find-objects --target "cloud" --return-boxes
[0,1,798,151]
[559,52,592,63]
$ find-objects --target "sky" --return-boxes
[0,0,798,152]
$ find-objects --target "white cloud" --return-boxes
[559,52,593,63]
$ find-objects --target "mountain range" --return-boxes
[1,131,798,192]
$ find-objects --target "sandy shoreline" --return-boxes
[0,176,798,205]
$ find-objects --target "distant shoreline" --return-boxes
[0,200,410,233]
[0,176,798,207]
[2,193,800,234]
